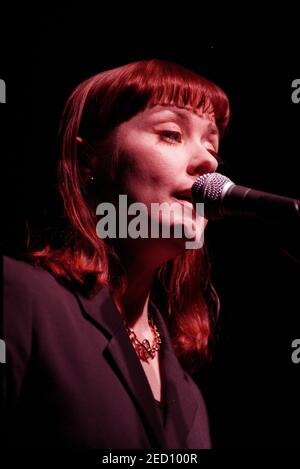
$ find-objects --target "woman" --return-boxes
[3,59,230,448]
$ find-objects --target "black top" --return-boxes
[3,255,211,449]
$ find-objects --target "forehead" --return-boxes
[140,105,218,134]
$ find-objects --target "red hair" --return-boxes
[26,59,230,370]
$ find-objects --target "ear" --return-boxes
[76,136,95,185]
[76,136,94,165]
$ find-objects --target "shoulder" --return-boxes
[3,255,80,333]
[4,255,58,288]
[3,255,72,301]
[3,256,83,411]
[3,255,86,368]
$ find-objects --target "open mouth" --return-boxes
[174,189,194,205]
[175,195,194,205]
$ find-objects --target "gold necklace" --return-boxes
[125,315,162,362]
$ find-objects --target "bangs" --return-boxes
[76,59,230,142]
[143,62,230,135]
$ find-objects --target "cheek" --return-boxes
[118,150,173,198]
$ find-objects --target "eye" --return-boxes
[159,130,183,143]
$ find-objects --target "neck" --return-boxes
[112,238,170,332]
[112,256,156,333]
[111,236,182,332]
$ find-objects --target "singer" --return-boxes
[3,59,230,448]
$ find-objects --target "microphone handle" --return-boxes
[217,185,300,222]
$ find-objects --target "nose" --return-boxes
[186,147,218,177]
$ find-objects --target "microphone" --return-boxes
[192,173,300,223]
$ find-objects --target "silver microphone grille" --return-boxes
[192,172,233,202]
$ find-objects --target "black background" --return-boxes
[1,8,299,448]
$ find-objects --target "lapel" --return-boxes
[150,301,199,448]
[73,285,165,448]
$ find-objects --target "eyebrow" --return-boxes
[150,108,219,137]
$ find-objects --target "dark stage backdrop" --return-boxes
[1,9,299,448]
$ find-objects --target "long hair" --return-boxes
[26,59,230,370]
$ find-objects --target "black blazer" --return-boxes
[2,255,211,449]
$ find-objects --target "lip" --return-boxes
[176,198,193,206]
[174,197,194,210]
[174,189,194,204]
